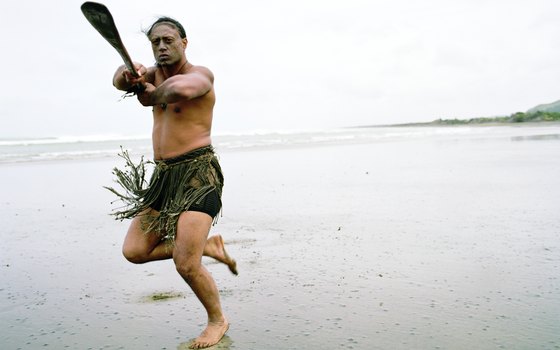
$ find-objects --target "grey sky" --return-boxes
[2,0,560,138]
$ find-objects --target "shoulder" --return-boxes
[190,65,214,83]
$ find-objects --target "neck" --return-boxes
[161,59,190,79]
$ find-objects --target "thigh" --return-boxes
[123,211,163,253]
[173,211,213,264]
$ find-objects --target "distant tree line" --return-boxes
[433,111,560,125]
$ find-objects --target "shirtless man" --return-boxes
[110,16,235,349]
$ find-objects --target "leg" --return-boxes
[122,210,172,263]
[173,211,229,349]
[122,210,238,270]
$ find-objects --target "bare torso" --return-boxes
[150,65,215,160]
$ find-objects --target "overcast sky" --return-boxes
[2,0,560,138]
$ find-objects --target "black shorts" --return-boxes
[150,188,221,218]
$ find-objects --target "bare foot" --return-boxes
[204,235,238,275]
[189,318,229,349]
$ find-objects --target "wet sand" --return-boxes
[1,125,560,349]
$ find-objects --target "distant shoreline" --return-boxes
[355,111,560,128]
[390,120,560,127]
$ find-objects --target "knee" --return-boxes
[122,245,148,264]
[175,259,202,281]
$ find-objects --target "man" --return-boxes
[109,16,236,349]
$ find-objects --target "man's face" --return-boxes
[149,24,186,66]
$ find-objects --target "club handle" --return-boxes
[126,83,145,94]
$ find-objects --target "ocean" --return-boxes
[2,123,559,164]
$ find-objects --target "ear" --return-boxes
[182,38,188,49]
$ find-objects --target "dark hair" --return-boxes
[145,16,187,39]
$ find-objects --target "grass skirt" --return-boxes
[105,146,224,243]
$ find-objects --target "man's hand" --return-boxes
[122,63,147,85]
[113,62,147,91]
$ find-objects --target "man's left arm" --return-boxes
[137,68,213,107]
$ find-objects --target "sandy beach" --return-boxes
[1,124,559,349]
